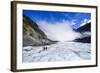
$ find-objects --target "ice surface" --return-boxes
[22,42,91,63]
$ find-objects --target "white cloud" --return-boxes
[82,32,91,37]
[84,19,88,22]
[71,19,77,25]
[37,20,82,42]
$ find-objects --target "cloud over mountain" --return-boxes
[37,20,82,42]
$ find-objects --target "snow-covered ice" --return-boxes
[22,41,91,63]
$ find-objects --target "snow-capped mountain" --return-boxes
[76,22,91,32]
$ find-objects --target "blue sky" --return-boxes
[23,10,91,29]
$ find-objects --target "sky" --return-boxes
[23,10,91,41]
[23,10,91,29]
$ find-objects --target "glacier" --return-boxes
[22,41,91,63]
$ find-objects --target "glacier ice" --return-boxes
[22,41,91,63]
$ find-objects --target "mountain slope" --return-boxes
[23,15,56,46]
[75,22,91,32]
[74,22,91,43]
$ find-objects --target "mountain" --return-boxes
[75,22,91,32]
[74,36,91,43]
[23,15,57,46]
[74,22,91,43]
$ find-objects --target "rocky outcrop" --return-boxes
[23,15,56,46]
[75,22,91,32]
[74,22,91,43]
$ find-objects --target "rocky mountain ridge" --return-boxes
[74,22,91,43]
[23,15,57,46]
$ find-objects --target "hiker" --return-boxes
[43,46,48,50]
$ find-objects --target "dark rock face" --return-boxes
[74,22,91,43]
[23,15,56,46]
[74,36,91,43]
[75,22,91,32]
